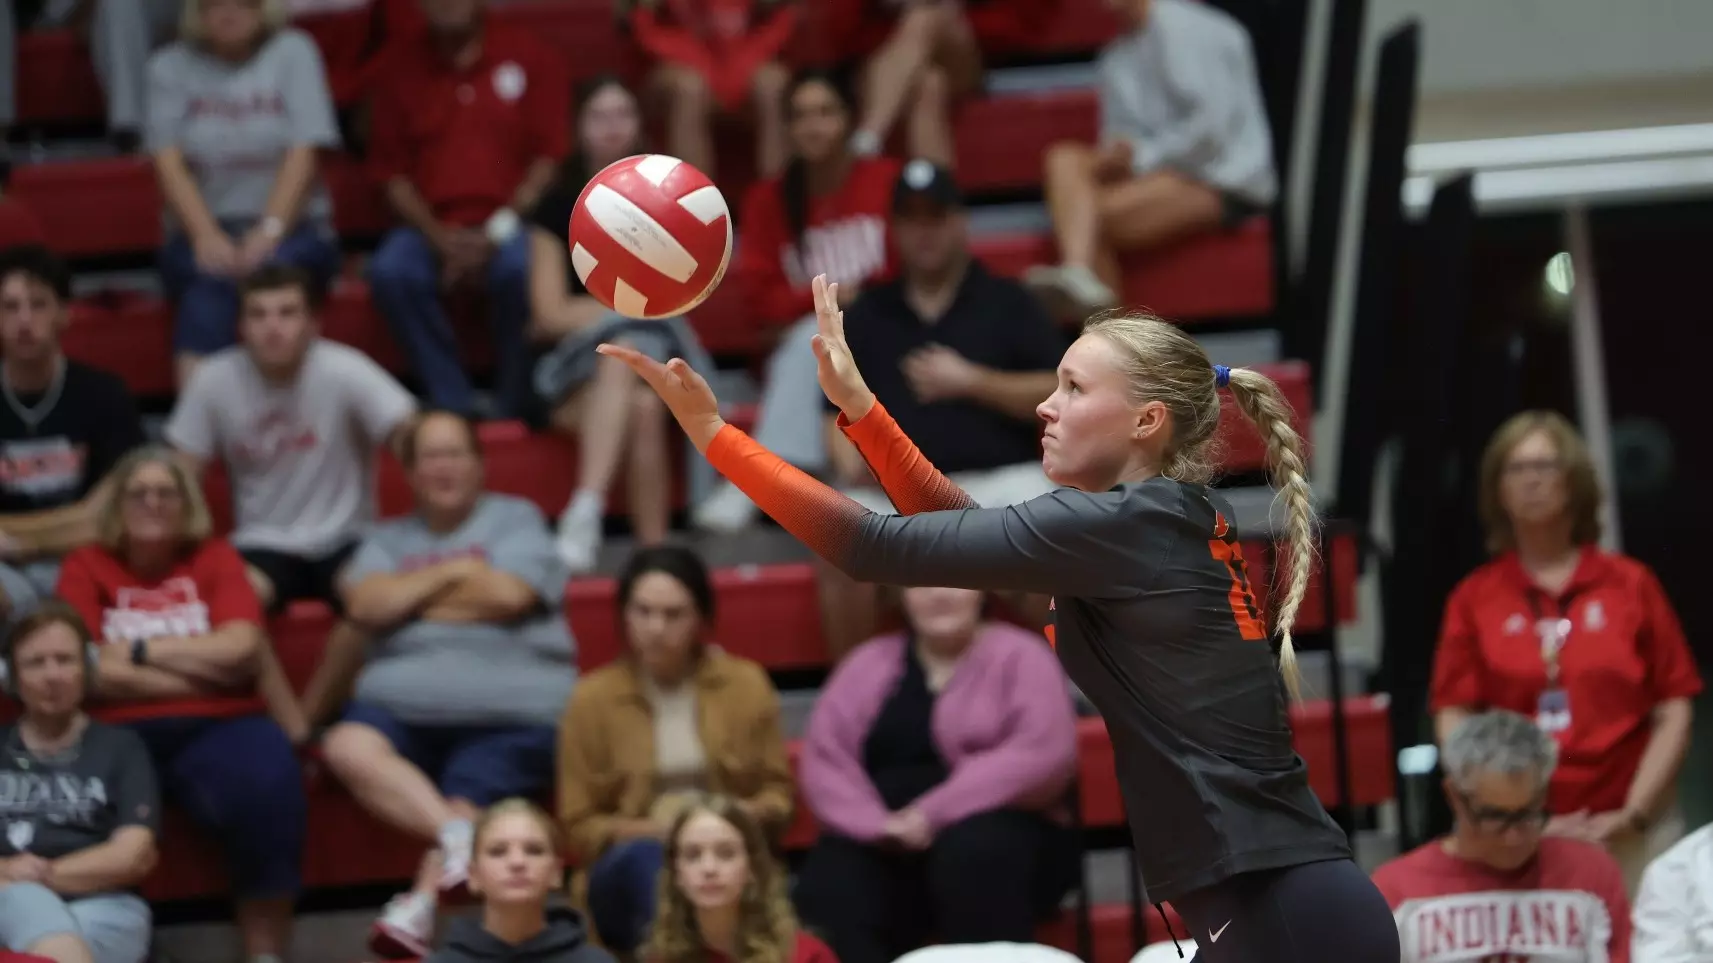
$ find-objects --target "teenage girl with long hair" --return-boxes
[647,794,836,963]
[695,69,901,533]
[600,277,1401,963]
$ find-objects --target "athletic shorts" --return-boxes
[239,541,360,615]
[340,702,557,806]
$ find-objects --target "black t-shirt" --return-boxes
[0,360,147,514]
[529,177,591,298]
[0,721,161,860]
[829,263,1067,474]
[861,643,949,811]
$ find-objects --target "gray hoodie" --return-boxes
[426,907,613,963]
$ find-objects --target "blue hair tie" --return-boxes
[1213,364,1232,388]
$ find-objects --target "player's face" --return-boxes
[673,810,752,912]
[13,623,87,718]
[0,273,65,365]
[1038,335,1166,491]
[788,80,850,165]
[902,586,984,653]
[893,202,968,279]
[469,811,560,906]
[199,0,267,51]
[623,570,703,685]
[240,286,315,375]
[120,461,189,545]
[408,415,484,514]
[580,84,642,169]
[1498,430,1570,531]
[1449,770,1548,871]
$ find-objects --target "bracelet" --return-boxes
[259,215,286,240]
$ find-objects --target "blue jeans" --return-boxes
[366,226,531,417]
[129,714,306,899]
[159,222,341,356]
[586,837,666,952]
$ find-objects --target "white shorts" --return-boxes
[842,461,1055,515]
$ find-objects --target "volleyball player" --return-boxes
[596,275,1399,962]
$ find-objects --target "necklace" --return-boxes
[1,356,67,433]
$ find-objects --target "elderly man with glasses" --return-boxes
[1374,710,1633,963]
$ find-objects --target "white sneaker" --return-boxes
[437,819,474,893]
[556,499,603,574]
[691,482,758,533]
[369,891,435,959]
[1024,264,1118,317]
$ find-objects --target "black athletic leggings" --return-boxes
[1163,858,1400,963]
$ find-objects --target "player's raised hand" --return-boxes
[811,274,877,422]
[595,344,725,451]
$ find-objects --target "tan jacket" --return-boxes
[556,648,795,866]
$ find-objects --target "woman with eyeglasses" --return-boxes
[53,446,306,963]
[0,601,159,963]
[1373,711,1633,963]
[1431,412,1700,892]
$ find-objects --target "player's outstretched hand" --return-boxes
[595,344,726,452]
[811,274,877,422]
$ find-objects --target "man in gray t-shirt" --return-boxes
[322,410,573,938]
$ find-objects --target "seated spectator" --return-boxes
[558,545,793,955]
[163,264,416,728]
[621,0,796,179]
[0,601,158,963]
[1431,411,1700,892]
[0,247,146,632]
[149,0,343,388]
[54,446,305,963]
[1374,711,1629,963]
[795,586,1079,963]
[0,0,178,152]
[1632,820,1713,959]
[819,162,1061,657]
[365,0,568,419]
[527,75,701,572]
[1027,0,1276,320]
[319,410,574,958]
[649,794,837,963]
[696,69,900,532]
[827,0,1056,168]
[419,799,615,963]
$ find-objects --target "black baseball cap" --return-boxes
[892,159,963,213]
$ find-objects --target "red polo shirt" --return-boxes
[367,21,570,227]
[1430,548,1702,814]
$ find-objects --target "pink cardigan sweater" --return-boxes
[800,623,1079,842]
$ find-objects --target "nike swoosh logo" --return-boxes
[1209,920,1232,943]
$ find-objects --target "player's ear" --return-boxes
[1132,399,1168,442]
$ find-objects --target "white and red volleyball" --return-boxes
[568,154,733,320]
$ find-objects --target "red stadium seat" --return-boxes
[7,158,157,258]
[13,29,103,126]
[955,89,1099,194]
[60,292,175,399]
[0,198,48,248]
[974,218,1277,322]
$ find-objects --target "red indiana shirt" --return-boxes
[1430,549,1702,814]
[1374,837,1631,963]
[697,931,837,963]
[367,20,570,227]
[56,539,267,724]
[621,0,799,111]
[735,156,901,328]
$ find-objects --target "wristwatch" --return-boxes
[259,215,286,240]
[484,207,521,244]
[130,638,148,666]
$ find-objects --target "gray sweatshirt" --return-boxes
[1098,0,1279,207]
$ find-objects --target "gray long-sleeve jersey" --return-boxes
[703,415,1352,904]
[1099,0,1279,207]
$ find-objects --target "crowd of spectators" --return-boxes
[0,2,1707,963]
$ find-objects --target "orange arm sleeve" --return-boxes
[835,403,977,514]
